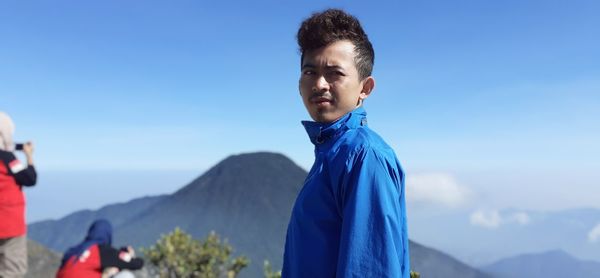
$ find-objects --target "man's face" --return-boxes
[299,40,373,123]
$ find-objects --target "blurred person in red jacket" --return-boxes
[56,219,144,278]
[0,112,37,278]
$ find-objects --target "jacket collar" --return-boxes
[302,106,368,146]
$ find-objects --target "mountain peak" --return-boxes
[171,151,306,205]
[222,151,292,162]
[174,152,302,192]
[212,152,301,173]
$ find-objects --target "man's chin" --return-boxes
[311,111,342,123]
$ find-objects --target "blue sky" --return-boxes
[1,0,599,221]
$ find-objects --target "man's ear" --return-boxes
[359,76,375,100]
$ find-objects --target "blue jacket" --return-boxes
[282,107,410,277]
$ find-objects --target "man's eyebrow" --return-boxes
[325,65,343,70]
[301,64,344,70]
[301,63,316,70]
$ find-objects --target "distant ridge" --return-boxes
[483,249,600,278]
[28,195,167,252]
[410,241,491,278]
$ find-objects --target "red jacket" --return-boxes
[56,244,144,278]
[0,150,36,238]
[56,244,102,278]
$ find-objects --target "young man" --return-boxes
[282,9,410,277]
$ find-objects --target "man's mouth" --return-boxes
[311,96,332,105]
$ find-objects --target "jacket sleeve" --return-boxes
[1,151,37,186]
[336,146,409,278]
[98,245,144,271]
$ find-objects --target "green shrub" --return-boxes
[143,228,248,278]
[263,260,282,278]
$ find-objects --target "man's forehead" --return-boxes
[301,40,356,68]
[302,49,354,67]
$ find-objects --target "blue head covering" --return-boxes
[60,219,113,267]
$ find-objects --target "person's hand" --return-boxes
[102,267,119,278]
[22,141,34,156]
[127,246,135,257]
[22,141,34,166]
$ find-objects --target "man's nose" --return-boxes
[313,75,330,92]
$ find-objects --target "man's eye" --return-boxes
[303,70,315,75]
[327,71,344,77]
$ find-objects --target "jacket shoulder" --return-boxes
[0,150,15,164]
[339,127,393,155]
[326,127,398,172]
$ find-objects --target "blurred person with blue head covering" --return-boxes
[57,219,143,278]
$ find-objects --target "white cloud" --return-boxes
[470,210,531,229]
[470,210,502,229]
[588,223,600,243]
[406,173,472,208]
